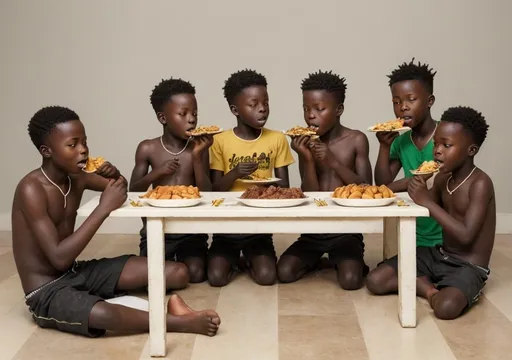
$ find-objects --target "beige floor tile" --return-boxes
[484,250,512,322]
[0,302,38,360]
[279,314,369,360]
[0,232,12,246]
[434,295,512,360]
[0,251,18,283]
[278,270,354,316]
[0,275,24,316]
[0,246,12,255]
[350,289,456,360]
[190,276,278,360]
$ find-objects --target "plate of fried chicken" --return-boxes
[237,186,308,208]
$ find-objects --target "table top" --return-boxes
[77,192,429,218]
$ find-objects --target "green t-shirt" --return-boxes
[390,130,443,247]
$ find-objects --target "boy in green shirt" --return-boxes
[367,59,442,294]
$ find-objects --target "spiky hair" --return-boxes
[150,78,195,113]
[222,69,267,105]
[28,106,80,149]
[441,106,489,146]
[301,70,347,104]
[387,58,436,93]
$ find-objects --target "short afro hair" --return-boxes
[301,70,347,105]
[28,106,80,149]
[223,69,267,105]
[440,106,489,146]
[150,78,195,113]
[387,58,436,94]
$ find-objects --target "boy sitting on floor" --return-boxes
[12,106,220,337]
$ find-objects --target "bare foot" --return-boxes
[167,310,220,336]
[167,295,221,326]
[168,294,197,316]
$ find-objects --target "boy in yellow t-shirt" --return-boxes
[209,69,294,287]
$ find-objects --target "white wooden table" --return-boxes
[78,192,428,357]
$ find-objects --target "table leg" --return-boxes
[383,217,398,260]
[146,217,167,357]
[397,217,417,327]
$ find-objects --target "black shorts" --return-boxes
[139,227,208,262]
[281,233,365,269]
[382,246,490,309]
[24,255,133,337]
[208,233,276,267]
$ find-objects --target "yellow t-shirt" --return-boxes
[210,128,295,191]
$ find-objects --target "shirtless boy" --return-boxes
[129,78,212,282]
[277,70,372,290]
[12,106,219,337]
[373,106,495,320]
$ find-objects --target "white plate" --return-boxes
[239,177,281,184]
[188,128,223,136]
[144,197,203,208]
[410,169,439,176]
[281,130,319,139]
[331,197,396,207]
[237,197,309,208]
[367,126,411,133]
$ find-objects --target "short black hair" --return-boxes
[301,70,347,105]
[28,106,80,149]
[441,106,489,146]
[387,58,436,94]
[150,78,195,113]
[223,69,267,105]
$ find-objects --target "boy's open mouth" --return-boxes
[77,159,87,168]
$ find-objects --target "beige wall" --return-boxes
[1,0,511,215]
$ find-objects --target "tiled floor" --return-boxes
[1,231,511,360]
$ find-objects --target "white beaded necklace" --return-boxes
[160,136,190,156]
[446,166,477,195]
[40,167,71,208]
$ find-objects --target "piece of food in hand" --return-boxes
[411,160,440,174]
[369,119,406,131]
[240,185,306,199]
[188,125,221,136]
[139,185,200,200]
[332,184,395,199]
[284,126,319,138]
[83,157,106,172]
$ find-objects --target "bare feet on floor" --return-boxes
[166,294,221,337]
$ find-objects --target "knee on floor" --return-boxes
[207,268,231,287]
[365,270,390,295]
[187,263,206,283]
[276,261,299,283]
[253,265,277,286]
[432,296,466,320]
[165,263,190,289]
[338,270,364,291]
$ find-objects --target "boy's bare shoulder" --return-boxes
[337,127,369,147]
[136,137,160,154]
[14,170,47,207]
[470,169,494,198]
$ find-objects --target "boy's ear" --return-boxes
[468,144,479,157]
[336,104,344,117]
[157,112,167,125]
[428,94,436,108]
[229,105,239,117]
[40,145,51,158]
